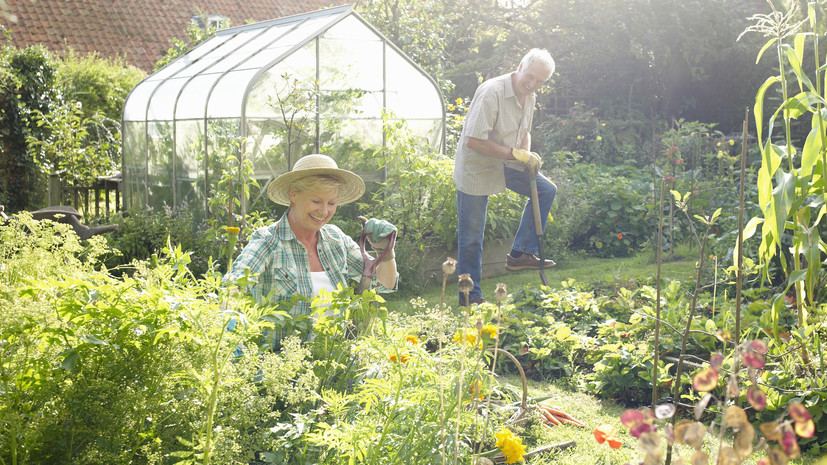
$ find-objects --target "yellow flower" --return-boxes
[453,330,477,348]
[576,135,582,140]
[495,427,527,463]
[226,226,240,235]
[729,139,735,146]
[547,212,554,223]
[596,135,602,141]
[481,324,498,339]
[469,380,485,401]
[406,335,420,345]
[717,142,722,147]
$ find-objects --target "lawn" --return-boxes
[385,245,699,315]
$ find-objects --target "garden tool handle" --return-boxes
[529,167,543,237]
[528,167,549,286]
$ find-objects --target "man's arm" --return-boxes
[465,137,519,160]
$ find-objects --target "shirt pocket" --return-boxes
[267,262,299,303]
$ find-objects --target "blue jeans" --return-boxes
[456,166,557,300]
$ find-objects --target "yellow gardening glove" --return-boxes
[511,148,542,173]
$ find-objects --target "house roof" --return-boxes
[0,0,347,72]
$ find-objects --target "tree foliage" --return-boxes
[357,0,773,133]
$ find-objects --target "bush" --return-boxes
[0,44,58,211]
[103,206,221,276]
[543,155,657,258]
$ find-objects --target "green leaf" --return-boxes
[84,334,108,345]
[61,349,79,371]
[741,217,764,241]
[756,38,778,65]
[788,269,808,284]
[555,325,572,341]
[783,43,815,94]
[704,319,717,333]
[784,92,814,120]
[801,123,823,177]
[755,76,781,146]
[770,169,796,242]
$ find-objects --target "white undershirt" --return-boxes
[310,271,335,297]
[310,271,335,317]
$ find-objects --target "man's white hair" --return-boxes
[520,48,555,75]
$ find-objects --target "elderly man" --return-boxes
[453,48,558,305]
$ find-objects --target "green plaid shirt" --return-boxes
[230,212,395,345]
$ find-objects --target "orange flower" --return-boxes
[594,423,622,449]
[405,335,420,345]
[593,424,617,444]
[617,233,623,239]
[389,353,409,363]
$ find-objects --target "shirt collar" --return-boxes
[274,209,333,243]
[505,72,518,101]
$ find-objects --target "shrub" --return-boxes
[543,155,657,258]
[103,206,221,276]
[0,44,58,211]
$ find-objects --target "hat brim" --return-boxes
[266,167,366,206]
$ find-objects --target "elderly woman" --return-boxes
[230,154,397,346]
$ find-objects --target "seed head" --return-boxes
[442,257,457,275]
[458,273,474,294]
[494,283,507,302]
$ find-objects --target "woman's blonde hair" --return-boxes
[289,174,342,198]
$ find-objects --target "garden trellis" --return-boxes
[121,5,445,218]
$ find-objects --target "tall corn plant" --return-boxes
[740,1,826,363]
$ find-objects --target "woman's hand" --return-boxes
[364,218,397,250]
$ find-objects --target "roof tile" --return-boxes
[0,0,345,71]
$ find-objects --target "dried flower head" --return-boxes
[458,273,474,294]
[442,257,457,275]
[494,283,508,302]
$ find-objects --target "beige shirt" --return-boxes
[453,72,536,196]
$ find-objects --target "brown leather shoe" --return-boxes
[505,253,556,271]
[459,295,486,306]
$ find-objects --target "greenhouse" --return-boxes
[121,5,445,217]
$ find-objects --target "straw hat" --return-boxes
[266,154,366,206]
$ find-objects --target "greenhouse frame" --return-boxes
[121,5,446,217]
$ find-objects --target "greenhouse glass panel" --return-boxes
[320,90,382,119]
[122,121,147,210]
[245,119,291,175]
[147,77,188,121]
[208,69,259,118]
[123,80,160,121]
[148,35,232,81]
[246,43,317,119]
[319,16,383,91]
[146,121,174,208]
[175,120,206,215]
[176,74,217,120]
[386,45,443,120]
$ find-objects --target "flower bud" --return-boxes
[476,318,483,332]
[442,257,457,276]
